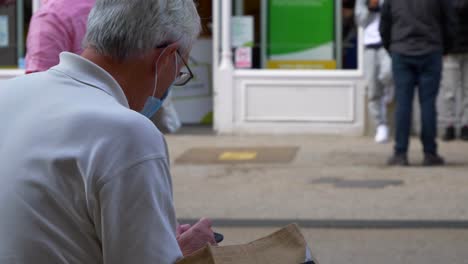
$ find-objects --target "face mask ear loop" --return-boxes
[152,47,169,98]
[175,53,178,80]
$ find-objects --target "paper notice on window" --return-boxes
[231,16,254,48]
[0,15,8,48]
[235,47,252,69]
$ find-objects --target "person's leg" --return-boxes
[373,47,393,143]
[378,47,395,105]
[392,53,417,157]
[460,54,468,140]
[440,55,460,140]
[417,51,443,157]
[365,49,384,127]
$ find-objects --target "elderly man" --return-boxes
[0,0,215,263]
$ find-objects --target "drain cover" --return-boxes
[175,147,298,164]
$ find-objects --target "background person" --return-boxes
[440,0,468,141]
[25,0,94,73]
[355,0,393,143]
[380,0,456,166]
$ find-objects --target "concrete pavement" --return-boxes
[166,131,468,221]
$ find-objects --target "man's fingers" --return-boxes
[176,224,192,236]
[193,218,217,245]
[197,218,213,228]
[180,224,191,231]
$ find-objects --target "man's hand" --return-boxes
[177,218,217,257]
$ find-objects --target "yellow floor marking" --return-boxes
[218,151,258,161]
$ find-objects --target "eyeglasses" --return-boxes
[173,50,194,86]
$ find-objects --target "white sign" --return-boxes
[235,47,252,69]
[0,16,8,48]
[231,16,254,48]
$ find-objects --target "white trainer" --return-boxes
[375,125,390,144]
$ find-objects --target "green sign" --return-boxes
[267,0,335,69]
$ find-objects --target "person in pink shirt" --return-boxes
[25,0,95,73]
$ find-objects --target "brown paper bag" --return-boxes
[176,224,318,264]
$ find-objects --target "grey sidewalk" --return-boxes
[166,132,468,222]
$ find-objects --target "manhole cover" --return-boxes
[175,147,298,164]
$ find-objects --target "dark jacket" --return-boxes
[452,0,468,53]
[380,0,457,55]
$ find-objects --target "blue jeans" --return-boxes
[392,51,443,155]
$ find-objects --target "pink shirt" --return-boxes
[25,0,95,73]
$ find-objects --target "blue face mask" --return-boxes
[140,48,178,118]
[140,90,169,118]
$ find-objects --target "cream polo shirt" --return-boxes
[0,52,182,264]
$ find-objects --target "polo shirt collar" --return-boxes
[51,52,130,108]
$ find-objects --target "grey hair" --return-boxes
[84,0,201,61]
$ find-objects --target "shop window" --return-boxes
[231,0,358,70]
[0,0,33,68]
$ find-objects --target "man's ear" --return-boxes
[151,42,180,73]
[160,42,180,66]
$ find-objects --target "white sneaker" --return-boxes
[375,125,389,144]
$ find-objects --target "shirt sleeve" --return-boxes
[25,10,73,73]
[92,157,183,264]
[355,0,372,27]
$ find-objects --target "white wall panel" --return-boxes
[228,76,366,135]
[241,81,355,122]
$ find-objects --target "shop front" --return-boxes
[212,0,366,135]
